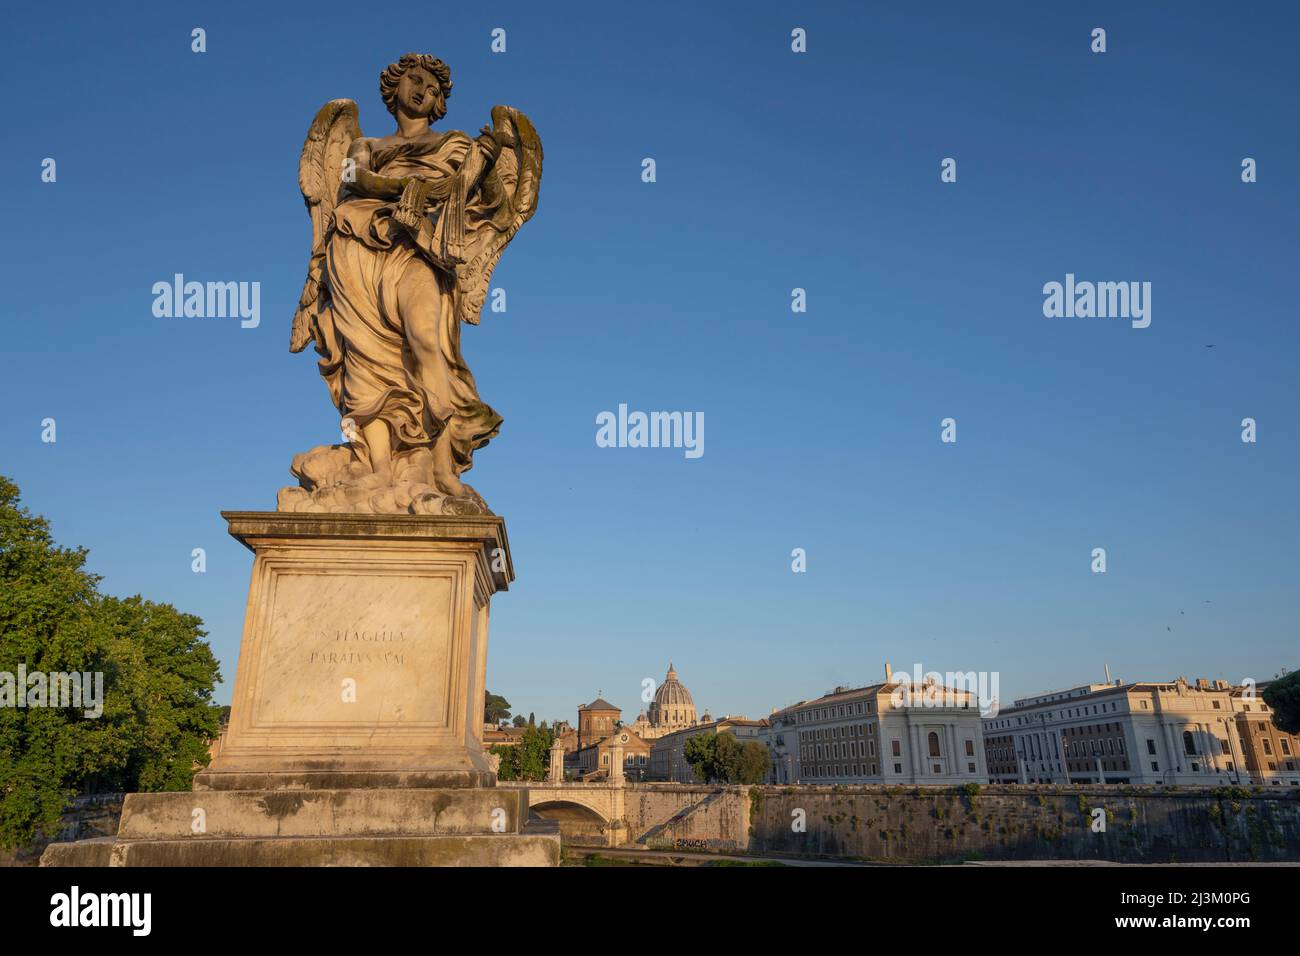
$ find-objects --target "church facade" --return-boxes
[567,663,704,779]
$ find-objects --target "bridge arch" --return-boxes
[529,798,611,845]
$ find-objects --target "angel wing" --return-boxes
[290,99,362,353]
[455,105,543,326]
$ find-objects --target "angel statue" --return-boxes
[278,53,542,516]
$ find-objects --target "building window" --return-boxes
[893,763,902,774]
[928,732,941,757]
[892,740,901,757]
[1146,739,1157,755]
[1183,731,1197,756]
[1282,739,1292,756]
[1262,739,1273,756]
[965,740,974,756]
[968,762,976,773]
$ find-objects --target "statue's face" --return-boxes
[395,66,440,120]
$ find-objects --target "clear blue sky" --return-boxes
[2,1,1296,724]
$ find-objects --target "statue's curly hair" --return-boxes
[380,54,452,121]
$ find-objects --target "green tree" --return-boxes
[483,691,511,725]
[735,741,771,785]
[511,714,527,728]
[88,596,223,793]
[0,476,223,850]
[514,725,553,780]
[684,732,718,782]
[491,725,554,781]
[489,744,518,780]
[1263,671,1300,734]
[713,731,743,781]
[682,732,769,784]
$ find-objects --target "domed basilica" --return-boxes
[628,663,700,740]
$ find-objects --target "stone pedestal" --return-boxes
[203,511,510,790]
[42,511,560,867]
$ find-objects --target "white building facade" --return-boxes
[764,676,988,785]
[983,677,1250,786]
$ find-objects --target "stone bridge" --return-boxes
[495,781,628,845]
[490,741,750,849]
[494,780,743,848]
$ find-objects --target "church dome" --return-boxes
[649,662,697,730]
